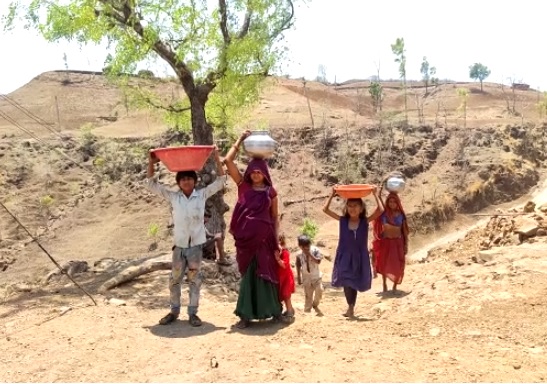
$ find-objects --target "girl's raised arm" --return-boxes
[323,188,341,221]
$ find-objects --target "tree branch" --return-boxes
[142,96,191,114]
[95,0,195,92]
[269,0,294,41]
[236,1,252,39]
[218,0,231,44]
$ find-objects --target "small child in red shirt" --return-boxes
[276,234,295,320]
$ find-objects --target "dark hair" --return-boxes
[343,198,367,219]
[297,234,312,247]
[176,170,197,183]
[278,233,286,246]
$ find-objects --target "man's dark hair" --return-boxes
[297,234,312,247]
[176,170,198,183]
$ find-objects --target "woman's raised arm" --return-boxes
[224,130,251,185]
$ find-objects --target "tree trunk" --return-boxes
[188,87,230,238]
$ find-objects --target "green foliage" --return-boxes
[3,0,298,139]
[469,63,491,91]
[420,56,436,92]
[391,38,406,81]
[148,223,160,239]
[299,218,319,240]
[391,37,408,122]
[39,195,54,207]
[369,82,383,113]
[137,69,155,79]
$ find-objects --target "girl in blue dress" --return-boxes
[323,186,383,317]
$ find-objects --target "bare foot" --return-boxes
[313,305,324,317]
[343,306,354,318]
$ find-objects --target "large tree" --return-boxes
[4,0,297,235]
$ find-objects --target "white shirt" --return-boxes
[296,246,323,282]
[145,175,227,248]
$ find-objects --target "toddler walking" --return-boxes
[295,235,324,315]
[276,234,295,320]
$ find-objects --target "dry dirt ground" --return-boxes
[1,71,547,382]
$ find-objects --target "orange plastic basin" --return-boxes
[151,145,215,172]
[334,184,375,199]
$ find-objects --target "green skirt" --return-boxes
[234,258,282,321]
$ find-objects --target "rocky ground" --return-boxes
[2,195,547,382]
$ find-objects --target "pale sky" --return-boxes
[0,0,545,94]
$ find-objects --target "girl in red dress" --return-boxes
[276,234,295,319]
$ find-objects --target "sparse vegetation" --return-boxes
[391,37,408,124]
[299,218,319,240]
[457,88,470,129]
[369,82,383,113]
[420,56,437,94]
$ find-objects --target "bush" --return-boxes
[299,218,319,240]
[137,69,155,79]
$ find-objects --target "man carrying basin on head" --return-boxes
[145,147,227,327]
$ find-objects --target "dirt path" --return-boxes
[2,181,547,382]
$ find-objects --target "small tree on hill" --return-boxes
[316,64,328,84]
[391,37,407,124]
[420,56,436,94]
[369,82,383,113]
[469,63,491,92]
[457,88,470,129]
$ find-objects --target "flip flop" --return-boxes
[216,259,232,266]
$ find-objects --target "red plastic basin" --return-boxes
[151,145,215,172]
[334,184,375,199]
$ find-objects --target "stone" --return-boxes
[523,201,536,213]
[429,328,441,337]
[514,216,539,237]
[478,250,495,263]
[108,298,127,306]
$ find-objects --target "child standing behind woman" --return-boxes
[276,234,295,320]
[295,235,324,316]
[323,187,383,318]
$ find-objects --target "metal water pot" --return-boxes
[242,130,277,159]
[385,172,406,194]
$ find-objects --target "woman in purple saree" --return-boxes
[224,131,282,329]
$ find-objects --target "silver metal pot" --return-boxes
[242,130,277,159]
[385,172,406,194]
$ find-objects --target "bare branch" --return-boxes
[269,0,294,40]
[218,0,231,44]
[237,2,252,39]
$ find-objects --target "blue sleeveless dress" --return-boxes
[331,216,373,292]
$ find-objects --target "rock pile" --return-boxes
[478,201,547,251]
